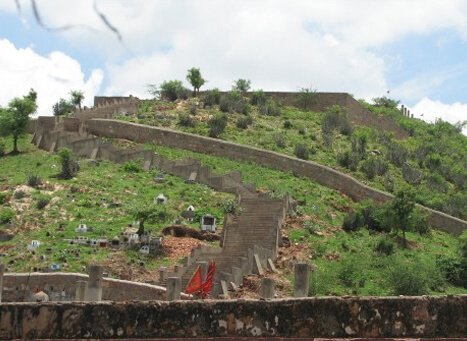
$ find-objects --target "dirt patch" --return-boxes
[162,225,220,241]
[162,236,208,260]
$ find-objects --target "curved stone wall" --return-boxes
[86,119,467,235]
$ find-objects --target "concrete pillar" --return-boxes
[0,264,4,302]
[196,261,208,282]
[293,262,310,298]
[75,280,86,301]
[159,266,167,283]
[407,109,410,117]
[166,277,181,301]
[400,104,405,115]
[260,278,275,299]
[85,265,103,301]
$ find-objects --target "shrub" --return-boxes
[322,105,352,136]
[52,98,74,116]
[123,161,141,173]
[208,113,228,138]
[337,151,359,171]
[386,142,408,167]
[372,96,400,108]
[232,79,251,92]
[386,257,443,295]
[58,148,78,180]
[159,80,188,101]
[273,133,286,148]
[219,91,249,114]
[342,211,363,232]
[0,192,7,205]
[202,88,221,107]
[259,99,281,116]
[36,197,50,210]
[250,90,267,106]
[338,256,366,288]
[13,190,26,200]
[236,116,253,129]
[0,140,5,157]
[27,174,42,188]
[374,238,394,256]
[283,120,292,129]
[222,199,239,214]
[402,163,423,185]
[294,143,309,160]
[298,127,306,135]
[188,103,197,115]
[178,113,196,127]
[351,133,367,159]
[360,156,389,180]
[0,208,14,224]
[436,256,466,287]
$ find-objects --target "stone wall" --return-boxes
[0,295,464,339]
[2,272,172,302]
[86,119,467,235]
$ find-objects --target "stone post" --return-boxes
[401,104,405,115]
[0,264,4,302]
[85,265,103,301]
[75,280,86,301]
[166,277,181,301]
[159,266,167,283]
[293,262,310,298]
[196,261,208,282]
[260,278,275,299]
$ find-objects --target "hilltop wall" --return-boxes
[86,119,467,235]
[0,295,464,339]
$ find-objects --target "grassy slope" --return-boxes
[124,98,467,221]
[0,135,465,295]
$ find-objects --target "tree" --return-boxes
[0,89,37,154]
[52,98,75,116]
[70,90,84,111]
[297,86,318,110]
[130,204,170,236]
[159,80,187,101]
[186,67,206,96]
[387,191,416,247]
[232,79,251,92]
[58,148,79,179]
[372,96,400,109]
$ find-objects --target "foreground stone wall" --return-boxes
[0,296,464,339]
[86,119,467,235]
[2,273,170,302]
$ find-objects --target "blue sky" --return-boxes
[0,0,466,129]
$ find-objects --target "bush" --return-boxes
[14,190,26,200]
[36,197,50,210]
[123,161,141,173]
[283,120,292,129]
[338,256,366,288]
[0,140,5,157]
[343,201,390,233]
[337,151,359,171]
[273,133,286,148]
[222,199,239,214]
[374,238,394,256]
[402,163,423,185]
[178,113,196,127]
[294,143,309,160]
[27,174,42,188]
[236,116,253,129]
[259,99,281,116]
[160,80,188,101]
[372,96,400,108]
[436,256,466,287]
[0,192,7,205]
[219,91,249,114]
[322,105,353,136]
[297,87,318,110]
[208,113,228,138]
[232,79,251,92]
[298,127,306,135]
[386,257,443,295]
[188,103,197,115]
[202,88,221,107]
[0,208,14,224]
[360,156,389,180]
[250,90,267,106]
[52,98,74,116]
[58,148,78,180]
[386,142,408,167]
[342,211,363,232]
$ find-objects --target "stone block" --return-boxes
[260,278,275,299]
[166,277,181,301]
[293,262,310,298]
[252,254,264,275]
[267,258,277,273]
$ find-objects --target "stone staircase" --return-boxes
[33,111,292,298]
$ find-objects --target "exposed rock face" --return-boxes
[0,296,465,339]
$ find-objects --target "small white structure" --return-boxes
[201,215,216,232]
[154,193,167,205]
[128,233,139,244]
[76,236,88,245]
[28,240,41,251]
[50,263,61,271]
[187,205,195,212]
[139,245,150,254]
[154,174,165,183]
[181,205,196,222]
[75,223,88,233]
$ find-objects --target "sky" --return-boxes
[0,0,466,132]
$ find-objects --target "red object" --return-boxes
[185,266,203,294]
[185,261,216,298]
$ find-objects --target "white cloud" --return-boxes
[410,97,467,134]
[0,39,103,116]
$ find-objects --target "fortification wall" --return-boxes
[0,295,464,339]
[2,272,169,302]
[86,119,467,235]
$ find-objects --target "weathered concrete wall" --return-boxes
[0,296,464,339]
[2,272,171,302]
[86,119,467,235]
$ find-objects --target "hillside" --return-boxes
[118,94,467,222]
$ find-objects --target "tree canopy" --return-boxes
[0,89,37,154]
[186,67,206,96]
[70,90,85,110]
[232,79,251,92]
